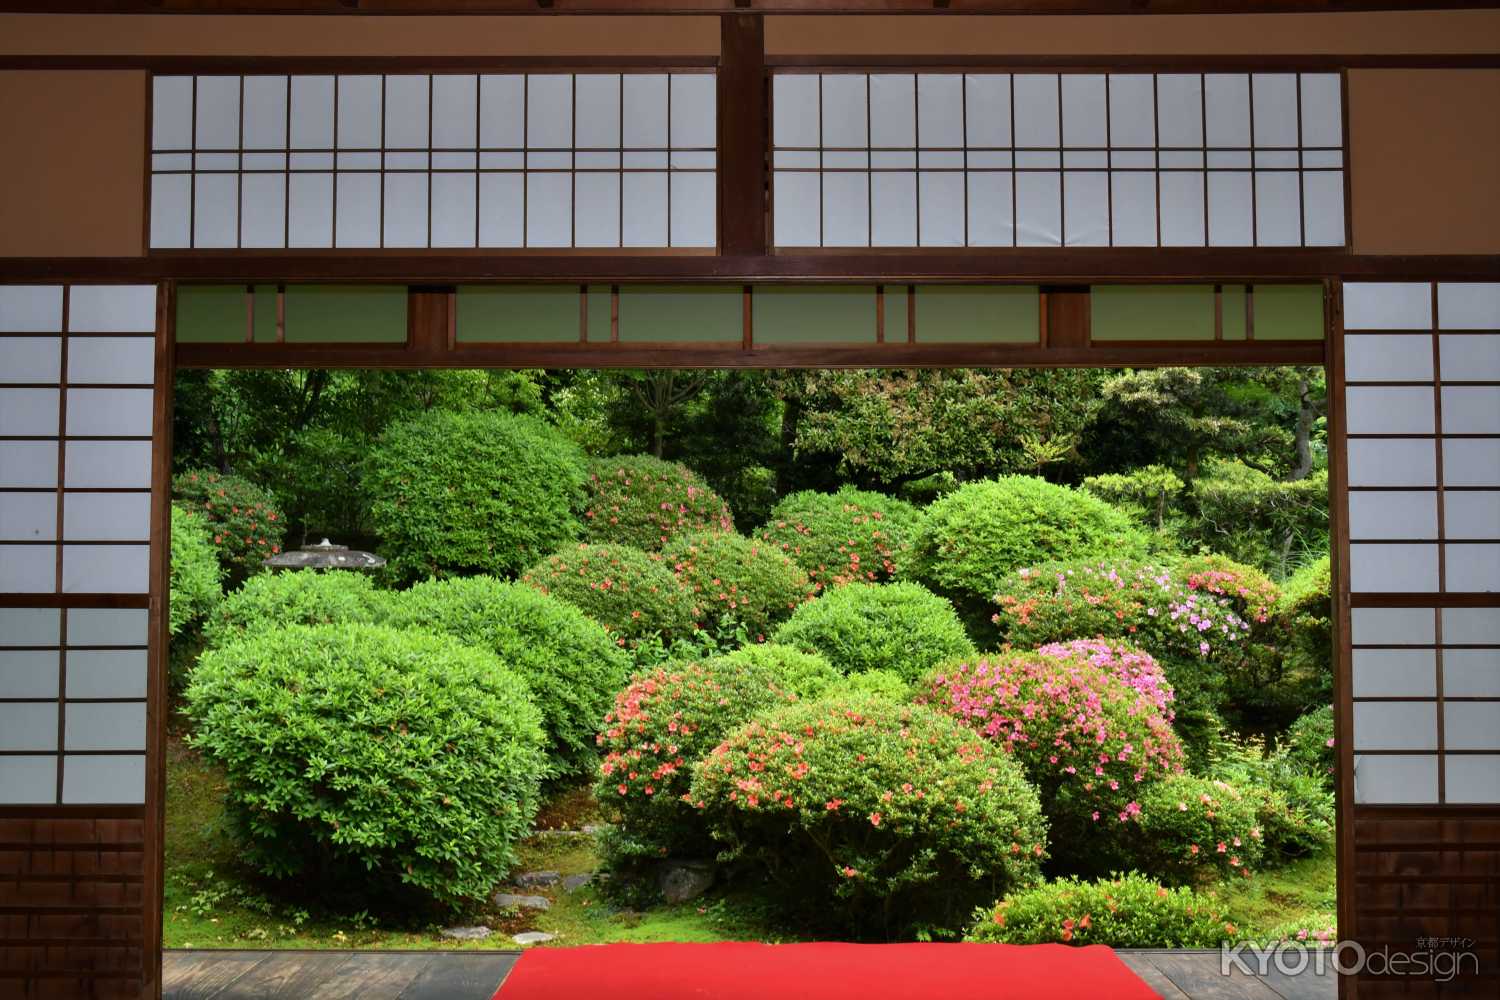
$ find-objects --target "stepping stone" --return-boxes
[493,892,551,911]
[440,925,493,941]
[515,871,561,888]
[562,874,593,892]
[512,932,556,946]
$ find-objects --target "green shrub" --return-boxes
[841,669,913,702]
[967,873,1235,947]
[1209,737,1335,864]
[596,655,802,861]
[771,582,975,685]
[912,477,1153,636]
[365,409,587,581]
[714,644,842,700]
[185,624,546,911]
[522,543,697,651]
[173,469,287,585]
[387,576,630,781]
[170,504,223,637]
[1188,460,1328,580]
[1275,557,1334,716]
[757,487,925,592]
[1281,704,1336,789]
[1129,775,1264,886]
[202,571,393,650]
[689,696,1047,939]
[663,531,811,642]
[582,455,733,551]
[1082,465,1185,533]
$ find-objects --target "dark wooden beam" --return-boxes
[1,2,1496,15]
[717,13,767,256]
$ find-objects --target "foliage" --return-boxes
[1281,705,1336,789]
[689,696,1047,939]
[170,505,223,637]
[387,576,630,781]
[663,531,813,642]
[967,873,1235,947]
[921,645,1183,867]
[1210,739,1335,864]
[202,570,393,650]
[713,644,842,700]
[771,582,976,685]
[184,624,546,911]
[1082,465,1185,533]
[365,409,587,581]
[581,454,734,551]
[596,656,802,861]
[912,477,1154,636]
[1275,557,1334,719]
[1190,461,1329,579]
[244,426,370,544]
[758,487,926,591]
[1129,775,1264,887]
[173,469,288,585]
[522,543,698,651]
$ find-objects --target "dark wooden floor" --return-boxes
[164,947,1336,999]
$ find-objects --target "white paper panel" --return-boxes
[1354,701,1438,750]
[1204,75,1251,147]
[1352,649,1437,697]
[868,74,916,149]
[574,173,621,249]
[67,337,155,387]
[0,389,59,437]
[1437,283,1500,330]
[62,492,152,543]
[621,74,667,150]
[1110,172,1157,247]
[1016,172,1061,247]
[0,651,59,698]
[774,172,820,247]
[1060,74,1106,148]
[916,74,964,149]
[1207,173,1253,247]
[0,337,61,383]
[918,172,964,247]
[1444,702,1500,750]
[1440,334,1500,382]
[336,75,382,149]
[821,172,869,248]
[1344,282,1432,331]
[68,286,157,334]
[383,75,429,150]
[152,76,194,150]
[869,172,916,247]
[62,754,144,805]
[150,174,192,250]
[966,172,1014,246]
[1444,650,1500,698]
[1443,438,1500,487]
[478,173,524,247]
[1350,543,1439,592]
[1302,171,1345,248]
[64,703,146,752]
[1344,386,1434,435]
[65,389,154,438]
[1347,438,1436,487]
[242,76,288,150]
[334,173,380,248]
[0,608,60,646]
[1446,544,1500,592]
[194,76,240,151]
[1156,74,1203,147]
[0,492,57,542]
[1107,74,1155,148]
[1012,74,1060,147]
[1348,491,1438,540]
[0,287,63,333]
[1443,607,1500,644]
[669,74,716,150]
[1299,74,1343,147]
[66,649,148,700]
[382,173,428,249]
[1445,492,1500,540]
[618,172,665,248]
[1062,172,1108,247]
[819,74,866,149]
[288,173,334,248]
[0,546,54,593]
[669,173,716,249]
[965,74,1011,148]
[0,757,56,805]
[1445,754,1500,804]
[66,608,147,647]
[1351,606,1435,646]
[1441,387,1500,435]
[63,442,150,490]
[191,172,239,249]
[1354,753,1438,804]
[1251,74,1298,147]
[1254,171,1300,246]
[61,544,149,594]
[0,441,58,488]
[573,75,620,149]
[240,174,288,248]
[430,74,478,149]
[1344,333,1434,382]
[1158,172,1206,247]
[0,703,57,750]
[526,172,572,248]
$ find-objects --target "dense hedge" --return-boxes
[582,455,733,551]
[173,469,287,585]
[911,476,1153,634]
[202,571,393,650]
[713,644,842,700]
[1274,557,1334,717]
[663,531,812,642]
[388,576,629,781]
[771,582,975,685]
[690,696,1047,939]
[968,873,1234,948]
[758,487,925,591]
[1130,775,1264,886]
[522,543,697,650]
[596,655,802,861]
[365,410,588,581]
[185,624,546,911]
[1281,704,1336,789]
[169,505,223,637]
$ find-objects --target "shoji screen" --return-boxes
[772,71,1344,249]
[150,72,717,251]
[0,284,160,808]
[1342,281,1500,806]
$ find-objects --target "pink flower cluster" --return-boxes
[1036,638,1175,719]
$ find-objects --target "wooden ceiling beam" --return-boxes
[1,2,1496,15]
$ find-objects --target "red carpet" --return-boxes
[494,941,1157,999]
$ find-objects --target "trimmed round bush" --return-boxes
[522,543,697,650]
[365,409,588,581]
[170,504,222,637]
[596,655,802,861]
[185,624,546,911]
[1130,775,1264,886]
[173,469,287,585]
[758,487,925,592]
[202,570,393,650]
[922,644,1183,866]
[911,476,1153,631]
[689,696,1047,939]
[582,455,733,551]
[663,531,812,642]
[1177,553,1279,627]
[1282,704,1336,788]
[771,582,975,685]
[387,576,630,781]
[714,644,842,700]
[968,873,1236,947]
[1240,771,1334,864]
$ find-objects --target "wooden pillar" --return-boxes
[717,14,767,257]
